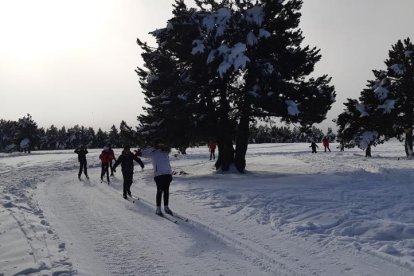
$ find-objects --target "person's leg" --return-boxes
[154,176,163,214]
[78,162,83,178]
[110,160,114,175]
[101,164,105,181]
[83,162,88,178]
[105,165,110,182]
[122,172,128,198]
[162,175,172,207]
[125,173,133,196]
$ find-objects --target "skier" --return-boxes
[322,137,331,152]
[74,144,89,180]
[108,143,117,176]
[99,145,115,184]
[112,145,144,199]
[309,142,318,153]
[208,142,216,160]
[136,143,173,216]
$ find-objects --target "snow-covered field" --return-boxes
[1,142,414,275]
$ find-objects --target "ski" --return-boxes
[123,195,136,203]
[169,213,188,222]
[157,213,177,223]
[129,194,139,201]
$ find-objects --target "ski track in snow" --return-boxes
[1,144,414,275]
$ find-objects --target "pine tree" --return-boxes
[137,0,335,172]
[108,125,120,147]
[16,114,38,152]
[384,38,414,158]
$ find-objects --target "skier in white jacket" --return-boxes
[136,144,173,216]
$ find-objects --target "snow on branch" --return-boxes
[389,64,405,75]
[373,86,389,100]
[244,6,264,26]
[358,131,378,150]
[377,99,395,113]
[355,103,369,117]
[285,100,300,116]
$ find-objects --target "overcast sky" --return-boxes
[1,0,413,132]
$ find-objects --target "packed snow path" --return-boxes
[1,143,414,275]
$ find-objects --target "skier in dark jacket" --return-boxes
[112,145,144,199]
[74,145,89,180]
[309,142,318,153]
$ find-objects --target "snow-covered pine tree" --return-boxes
[336,71,395,157]
[16,114,39,152]
[136,1,218,153]
[384,38,414,158]
[137,0,335,172]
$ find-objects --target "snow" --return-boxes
[355,103,369,117]
[374,86,389,100]
[19,138,31,149]
[358,130,378,149]
[377,99,396,113]
[389,64,405,75]
[244,6,265,26]
[201,8,232,34]
[286,100,300,116]
[191,39,205,55]
[1,143,414,275]
[215,43,250,78]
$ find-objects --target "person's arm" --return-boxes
[133,155,145,169]
[112,155,122,170]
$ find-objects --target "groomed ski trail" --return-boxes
[37,168,275,275]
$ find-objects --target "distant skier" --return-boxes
[136,142,173,216]
[309,142,318,153]
[108,143,117,176]
[75,145,89,180]
[112,145,144,199]
[208,142,216,160]
[322,137,331,152]
[99,145,115,184]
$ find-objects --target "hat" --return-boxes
[123,145,130,150]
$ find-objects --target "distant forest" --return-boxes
[0,114,335,153]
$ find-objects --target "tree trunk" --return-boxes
[405,128,413,159]
[215,90,235,171]
[234,113,250,173]
[365,144,371,157]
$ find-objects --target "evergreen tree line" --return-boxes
[249,122,335,144]
[0,113,337,153]
[335,38,414,158]
[0,114,131,152]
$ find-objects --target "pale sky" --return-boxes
[0,0,413,132]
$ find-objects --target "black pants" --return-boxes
[154,174,172,207]
[78,161,88,176]
[210,150,215,160]
[101,163,110,182]
[110,160,114,175]
[123,171,133,197]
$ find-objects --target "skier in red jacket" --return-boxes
[99,145,115,184]
[322,137,331,152]
[208,142,216,160]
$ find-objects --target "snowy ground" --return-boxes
[1,142,414,275]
